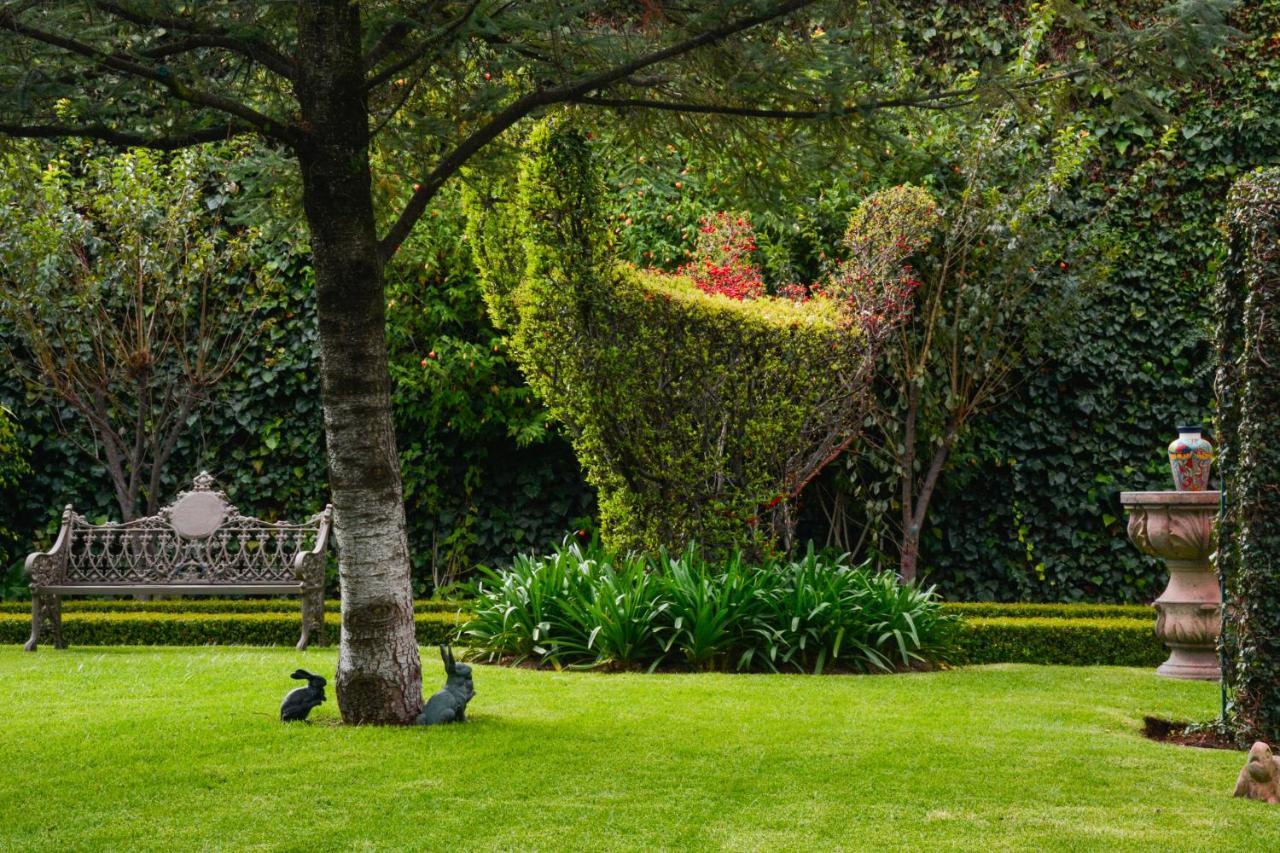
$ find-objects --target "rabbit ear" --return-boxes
[440,644,453,674]
[291,669,311,680]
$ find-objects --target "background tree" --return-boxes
[0,0,1229,722]
[0,145,266,521]
[858,89,1103,582]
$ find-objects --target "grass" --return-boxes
[0,648,1274,852]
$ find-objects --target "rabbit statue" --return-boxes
[1236,741,1280,803]
[280,669,327,722]
[416,645,474,725]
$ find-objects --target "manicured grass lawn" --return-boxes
[0,647,1272,851]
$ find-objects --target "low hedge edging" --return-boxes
[1,605,1166,668]
[949,617,1165,667]
[942,602,1152,620]
[0,610,465,647]
[0,598,467,615]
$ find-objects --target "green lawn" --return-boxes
[0,648,1272,852]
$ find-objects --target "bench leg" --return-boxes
[23,594,40,651]
[297,584,325,651]
[24,592,64,652]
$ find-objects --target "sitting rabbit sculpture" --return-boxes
[280,669,327,722]
[417,645,474,725]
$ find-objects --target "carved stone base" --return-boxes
[1157,645,1221,680]
[1121,491,1221,682]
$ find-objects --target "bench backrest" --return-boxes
[58,472,331,586]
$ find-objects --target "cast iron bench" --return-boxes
[23,471,332,651]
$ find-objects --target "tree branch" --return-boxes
[92,1,296,80]
[134,34,296,80]
[365,0,482,90]
[378,0,816,260]
[571,91,973,119]
[0,121,256,150]
[0,10,302,145]
[363,19,414,74]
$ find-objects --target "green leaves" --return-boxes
[463,540,958,672]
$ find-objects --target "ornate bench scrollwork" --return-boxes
[23,472,332,652]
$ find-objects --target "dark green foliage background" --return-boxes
[4,1,1279,602]
[915,1,1280,602]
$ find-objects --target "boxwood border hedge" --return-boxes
[0,599,1164,668]
[0,610,465,647]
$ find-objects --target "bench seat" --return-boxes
[24,472,332,652]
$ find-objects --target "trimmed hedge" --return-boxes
[948,617,1164,668]
[1217,167,1280,742]
[467,119,871,558]
[1,603,1163,669]
[0,598,467,615]
[0,610,465,647]
[941,602,1151,621]
[0,598,1151,620]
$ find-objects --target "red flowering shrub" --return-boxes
[681,212,765,300]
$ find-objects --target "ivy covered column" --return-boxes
[1216,167,1280,742]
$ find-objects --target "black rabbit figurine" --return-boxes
[280,669,327,722]
[417,645,474,725]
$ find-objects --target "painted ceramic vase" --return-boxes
[1168,425,1213,491]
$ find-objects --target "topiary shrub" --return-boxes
[465,118,876,557]
[1216,167,1280,742]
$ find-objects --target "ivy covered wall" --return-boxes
[919,0,1280,601]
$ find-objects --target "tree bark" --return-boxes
[296,1,422,725]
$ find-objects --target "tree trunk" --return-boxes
[296,1,422,725]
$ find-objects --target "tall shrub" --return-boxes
[1217,167,1280,742]
[466,119,876,557]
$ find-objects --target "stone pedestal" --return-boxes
[1119,490,1221,681]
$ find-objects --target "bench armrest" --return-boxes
[25,505,73,588]
[292,504,333,584]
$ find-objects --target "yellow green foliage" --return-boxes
[466,119,871,556]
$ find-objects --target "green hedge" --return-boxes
[0,598,1152,621]
[1,610,465,647]
[468,119,871,558]
[0,598,467,615]
[2,604,1164,668]
[941,602,1151,620]
[1217,167,1280,741]
[949,617,1164,667]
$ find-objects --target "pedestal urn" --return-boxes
[1119,490,1221,681]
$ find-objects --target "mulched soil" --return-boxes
[1142,716,1243,751]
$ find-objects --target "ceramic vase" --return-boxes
[1168,425,1213,492]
